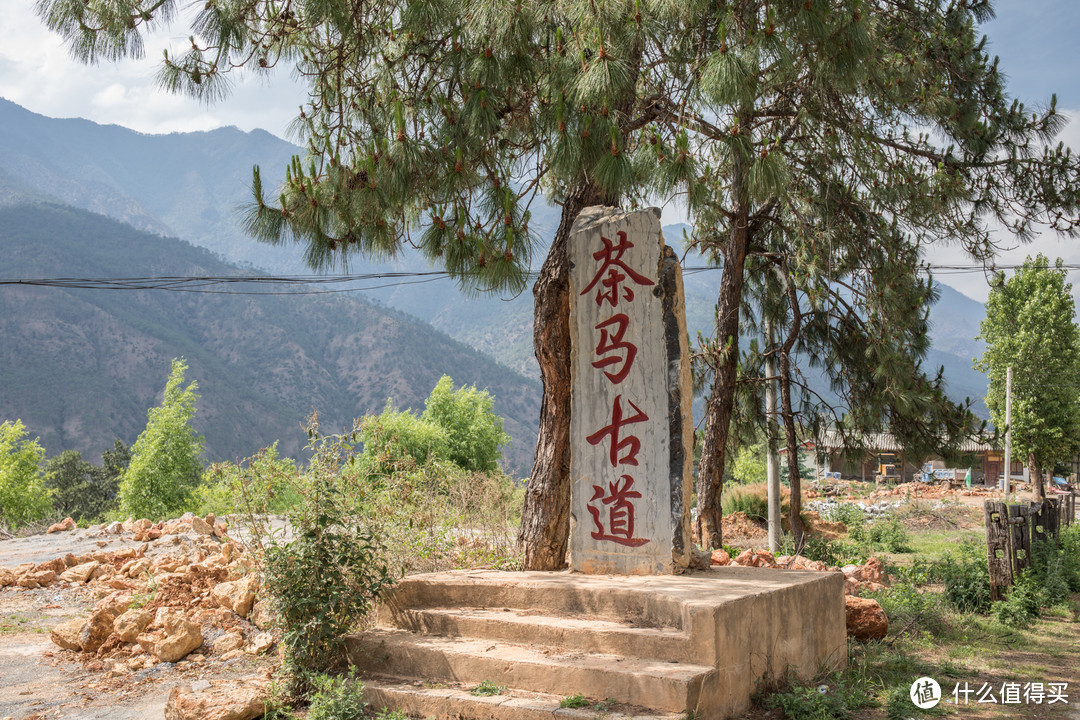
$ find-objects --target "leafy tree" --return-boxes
[976,255,1080,499]
[38,0,1080,557]
[43,440,129,522]
[0,420,52,527]
[118,358,205,519]
[358,403,450,475]
[422,375,510,473]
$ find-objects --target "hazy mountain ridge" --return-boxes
[0,203,540,472]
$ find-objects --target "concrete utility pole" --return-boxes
[765,319,782,552]
[1004,366,1013,498]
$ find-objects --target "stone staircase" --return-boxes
[346,568,846,720]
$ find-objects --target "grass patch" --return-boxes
[560,693,589,708]
[470,680,507,697]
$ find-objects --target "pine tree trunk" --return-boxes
[696,110,753,550]
[1029,452,1045,501]
[519,180,612,570]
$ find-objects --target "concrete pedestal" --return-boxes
[348,568,846,719]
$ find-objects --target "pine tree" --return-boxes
[976,256,1080,500]
[38,0,1080,555]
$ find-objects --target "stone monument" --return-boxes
[568,206,694,574]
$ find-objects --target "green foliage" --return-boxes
[820,503,866,530]
[194,444,301,517]
[261,424,395,682]
[559,694,589,709]
[939,541,992,614]
[357,404,450,475]
[722,483,769,522]
[849,518,913,554]
[470,680,506,697]
[870,582,948,637]
[0,420,51,527]
[304,671,367,720]
[44,441,129,522]
[731,442,767,485]
[765,684,847,720]
[991,571,1042,628]
[422,376,509,473]
[118,358,204,520]
[976,256,1080,471]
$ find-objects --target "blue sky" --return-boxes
[1,1,1078,301]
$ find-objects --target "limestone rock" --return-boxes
[94,592,133,617]
[80,607,117,652]
[164,681,270,720]
[36,557,67,574]
[106,521,124,534]
[210,575,259,618]
[46,517,76,534]
[190,516,214,535]
[114,608,153,642]
[249,600,273,630]
[28,570,58,587]
[121,558,151,578]
[137,630,166,654]
[0,568,15,587]
[212,631,245,655]
[61,562,101,584]
[844,595,888,641]
[246,633,274,655]
[50,618,88,650]
[153,613,203,662]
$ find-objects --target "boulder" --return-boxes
[732,549,777,568]
[29,570,57,587]
[80,607,117,652]
[61,562,101,584]
[709,550,731,566]
[106,521,124,534]
[210,575,259,618]
[153,613,204,662]
[246,633,275,655]
[113,609,153,642]
[36,557,67,574]
[212,631,245,655]
[50,618,88,650]
[164,681,270,720]
[249,600,273,630]
[122,558,151,578]
[844,595,888,641]
[94,592,133,617]
[190,516,214,535]
[46,517,76,534]
[0,568,15,587]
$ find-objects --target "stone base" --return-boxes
[347,568,846,719]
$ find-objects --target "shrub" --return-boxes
[766,684,847,720]
[820,502,866,530]
[991,571,1041,628]
[195,443,302,518]
[0,420,52,527]
[870,582,947,636]
[44,447,126,522]
[722,483,787,522]
[939,540,992,614]
[305,670,367,720]
[421,375,510,473]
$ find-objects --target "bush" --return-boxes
[0,420,52,527]
[260,421,394,685]
[421,375,510,473]
[766,683,847,720]
[44,444,127,522]
[722,483,787,522]
[195,443,302,518]
[939,540,992,614]
[870,582,947,636]
[991,571,1041,628]
[305,670,367,720]
[820,502,866,530]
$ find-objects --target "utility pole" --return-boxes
[1004,366,1013,499]
[765,318,782,552]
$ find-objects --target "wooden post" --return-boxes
[984,501,1013,601]
[1029,501,1046,549]
[1008,504,1030,576]
[1045,498,1060,539]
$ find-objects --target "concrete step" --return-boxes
[382,570,694,631]
[347,629,713,713]
[362,677,685,720]
[383,606,691,663]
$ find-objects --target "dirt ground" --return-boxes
[0,526,273,720]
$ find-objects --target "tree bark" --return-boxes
[1028,452,1045,501]
[778,267,805,546]
[696,109,753,550]
[518,179,612,570]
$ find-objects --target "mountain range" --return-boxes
[0,98,995,472]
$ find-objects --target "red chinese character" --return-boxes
[592,314,637,384]
[586,395,649,467]
[588,475,649,547]
[580,231,655,307]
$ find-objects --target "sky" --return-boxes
[1,1,1078,302]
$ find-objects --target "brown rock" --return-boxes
[36,557,67,574]
[164,681,270,720]
[46,517,76,534]
[29,570,57,587]
[16,574,39,589]
[50,618,88,650]
[210,575,259,618]
[0,568,15,587]
[153,613,204,662]
[137,630,166,654]
[190,516,214,535]
[212,631,245,655]
[80,607,117,652]
[114,609,153,642]
[732,549,777,568]
[60,562,101,584]
[709,550,731,566]
[845,595,888,641]
[246,633,275,655]
[121,558,151,578]
[249,600,273,630]
[94,592,133,617]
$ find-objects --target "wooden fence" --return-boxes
[983,494,1076,601]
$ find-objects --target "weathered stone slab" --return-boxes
[567,206,693,574]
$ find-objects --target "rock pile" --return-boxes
[0,513,276,673]
[711,550,891,640]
